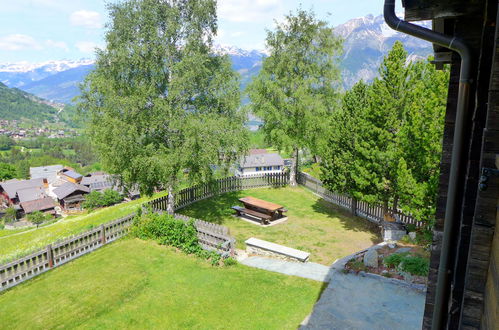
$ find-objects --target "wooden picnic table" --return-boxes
[238,196,287,221]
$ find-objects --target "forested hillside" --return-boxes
[0,82,59,121]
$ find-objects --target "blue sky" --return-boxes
[0,0,391,63]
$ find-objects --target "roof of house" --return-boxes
[240,153,284,168]
[17,187,46,203]
[0,178,45,199]
[30,165,63,183]
[62,170,83,180]
[81,174,110,186]
[20,197,56,214]
[249,149,268,155]
[53,182,90,200]
[89,180,115,191]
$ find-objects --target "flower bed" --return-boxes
[344,242,429,285]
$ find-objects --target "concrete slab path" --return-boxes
[240,256,331,282]
[301,271,425,330]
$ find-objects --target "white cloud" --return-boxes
[0,34,42,51]
[45,40,69,52]
[218,0,283,23]
[75,41,101,53]
[70,10,102,29]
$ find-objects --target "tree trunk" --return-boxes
[290,148,298,186]
[383,199,389,216]
[392,196,399,213]
[167,185,175,214]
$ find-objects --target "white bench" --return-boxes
[245,237,310,262]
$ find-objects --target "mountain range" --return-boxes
[0,14,433,105]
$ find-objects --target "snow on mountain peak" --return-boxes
[0,59,94,73]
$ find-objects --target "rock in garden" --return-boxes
[363,249,379,268]
[409,232,416,240]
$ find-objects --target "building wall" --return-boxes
[238,166,283,176]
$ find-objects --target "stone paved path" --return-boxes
[301,271,425,330]
[239,256,331,282]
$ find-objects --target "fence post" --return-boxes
[100,224,106,245]
[47,244,54,268]
[351,198,357,216]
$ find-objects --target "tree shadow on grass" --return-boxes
[178,191,245,225]
[311,198,382,245]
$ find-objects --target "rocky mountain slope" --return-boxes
[0,14,433,104]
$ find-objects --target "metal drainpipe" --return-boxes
[383,1,472,329]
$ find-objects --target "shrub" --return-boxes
[131,212,227,266]
[83,190,123,210]
[384,253,406,268]
[27,211,52,228]
[223,257,237,266]
[131,212,203,256]
[383,252,429,276]
[400,256,429,276]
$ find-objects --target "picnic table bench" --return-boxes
[232,196,287,225]
[231,206,272,224]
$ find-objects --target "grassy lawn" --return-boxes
[0,192,166,264]
[0,239,322,329]
[180,186,380,265]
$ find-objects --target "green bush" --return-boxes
[27,211,52,227]
[83,190,123,210]
[383,252,429,276]
[400,256,429,276]
[383,253,406,268]
[223,257,237,266]
[131,212,225,266]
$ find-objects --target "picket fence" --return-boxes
[148,173,289,211]
[297,172,424,228]
[0,214,135,292]
[0,212,235,292]
[1,171,422,293]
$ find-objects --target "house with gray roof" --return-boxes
[20,197,56,215]
[17,187,47,203]
[236,153,284,177]
[53,182,89,211]
[0,178,46,205]
[30,165,63,184]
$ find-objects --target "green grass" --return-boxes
[0,239,322,329]
[179,186,380,265]
[0,192,166,264]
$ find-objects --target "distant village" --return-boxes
[0,165,140,228]
[0,120,79,139]
[0,149,287,228]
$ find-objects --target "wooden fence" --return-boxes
[0,212,235,292]
[297,172,424,228]
[148,173,290,211]
[0,214,135,292]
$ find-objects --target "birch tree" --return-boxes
[247,9,343,185]
[78,0,247,212]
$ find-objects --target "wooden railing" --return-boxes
[148,173,290,211]
[297,171,424,228]
[0,214,135,292]
[0,211,235,292]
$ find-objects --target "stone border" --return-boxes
[330,242,427,293]
[245,237,310,262]
[233,214,288,227]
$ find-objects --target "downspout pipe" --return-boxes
[383,1,472,329]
